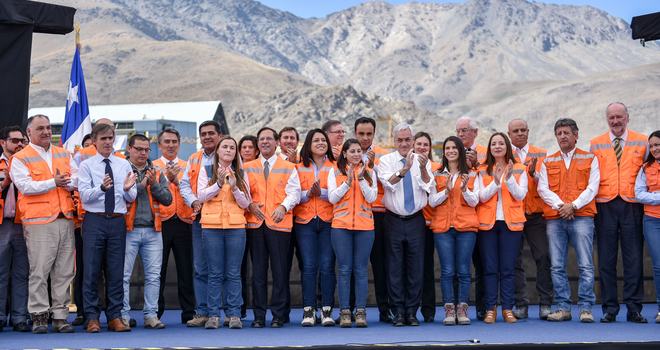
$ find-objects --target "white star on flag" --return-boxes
[67,80,79,112]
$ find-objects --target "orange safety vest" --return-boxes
[371,144,390,212]
[513,144,547,215]
[153,158,194,224]
[429,169,479,233]
[542,149,597,219]
[294,158,335,224]
[11,144,75,225]
[476,163,527,231]
[77,145,126,162]
[643,162,660,219]
[199,182,248,229]
[473,143,487,164]
[0,158,21,225]
[244,157,296,232]
[590,131,646,203]
[185,150,207,220]
[331,167,375,231]
[125,167,163,232]
[423,161,442,225]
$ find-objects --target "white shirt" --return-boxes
[327,168,378,204]
[10,143,78,195]
[160,156,180,186]
[260,154,301,212]
[361,144,381,182]
[537,147,601,210]
[196,165,250,208]
[377,151,433,215]
[428,170,479,208]
[179,150,214,207]
[609,130,628,151]
[78,152,137,214]
[0,154,16,218]
[512,143,529,164]
[475,167,528,221]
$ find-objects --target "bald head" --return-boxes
[507,118,529,149]
[96,118,115,129]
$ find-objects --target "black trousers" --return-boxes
[595,197,645,315]
[74,227,84,317]
[370,211,391,313]
[157,217,195,321]
[241,243,250,316]
[421,225,436,318]
[284,224,303,317]
[514,213,554,307]
[383,212,426,315]
[248,223,291,318]
[472,239,486,313]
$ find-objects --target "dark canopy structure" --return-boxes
[0,0,75,131]
[631,11,660,46]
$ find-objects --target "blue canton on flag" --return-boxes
[61,47,91,152]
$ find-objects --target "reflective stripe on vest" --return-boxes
[542,149,596,219]
[476,163,526,231]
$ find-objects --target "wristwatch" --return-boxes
[572,203,577,210]
[396,171,404,178]
[100,184,107,192]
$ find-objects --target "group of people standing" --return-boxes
[1,101,660,334]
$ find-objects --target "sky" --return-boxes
[257,0,658,23]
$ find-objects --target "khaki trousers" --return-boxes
[23,217,75,319]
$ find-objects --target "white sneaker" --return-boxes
[301,306,316,327]
[321,306,335,327]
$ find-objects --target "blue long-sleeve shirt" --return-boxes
[634,161,660,206]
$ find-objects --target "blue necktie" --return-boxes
[103,159,115,216]
[401,158,415,213]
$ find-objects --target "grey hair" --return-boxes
[606,102,628,116]
[27,114,49,128]
[456,116,478,130]
[554,118,579,135]
[393,123,414,139]
[508,118,528,129]
[91,123,115,141]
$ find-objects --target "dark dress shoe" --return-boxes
[241,311,248,319]
[0,320,5,332]
[393,313,405,327]
[13,322,30,332]
[627,312,648,323]
[379,311,394,323]
[72,315,86,326]
[86,319,101,333]
[129,319,137,327]
[476,310,486,321]
[600,313,616,323]
[270,316,284,328]
[107,318,131,332]
[251,316,265,328]
[283,314,290,324]
[406,314,420,326]
[424,316,434,323]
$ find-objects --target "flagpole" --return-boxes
[75,20,80,53]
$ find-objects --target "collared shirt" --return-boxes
[160,156,180,186]
[78,152,137,214]
[260,154,301,212]
[180,150,214,207]
[634,161,660,206]
[196,165,251,208]
[428,169,479,208]
[377,151,433,215]
[475,167,528,221]
[299,157,329,204]
[512,143,530,164]
[361,144,381,182]
[327,168,378,204]
[537,147,601,210]
[0,153,17,218]
[10,142,78,195]
[609,129,628,151]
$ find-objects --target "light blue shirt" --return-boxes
[179,150,215,207]
[635,161,660,206]
[78,152,137,214]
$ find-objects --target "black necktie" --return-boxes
[103,159,115,216]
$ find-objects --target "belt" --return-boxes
[3,217,14,221]
[90,212,124,218]
[57,213,66,219]
[386,209,422,221]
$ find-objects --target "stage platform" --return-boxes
[1,305,659,349]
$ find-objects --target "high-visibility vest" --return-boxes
[74,146,125,222]
[244,157,296,232]
[590,131,646,203]
[199,182,247,229]
[153,158,194,224]
[429,169,479,233]
[125,168,163,232]
[294,158,335,224]
[542,149,597,219]
[476,163,527,231]
[423,161,442,225]
[77,145,126,162]
[473,143,487,164]
[11,144,75,225]
[370,144,390,212]
[642,161,660,219]
[185,150,205,220]
[331,167,375,231]
[513,144,547,215]
[0,158,21,225]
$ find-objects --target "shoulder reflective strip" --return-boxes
[82,153,92,160]
[528,152,547,158]
[480,171,489,176]
[334,212,350,218]
[20,156,43,164]
[626,141,646,147]
[544,156,562,163]
[334,203,348,210]
[245,168,264,174]
[591,143,612,150]
[298,167,313,172]
[358,212,373,219]
[512,169,524,174]
[271,168,293,174]
[53,151,70,159]
[320,166,334,172]
[573,153,594,159]
[469,172,477,177]
[434,172,449,177]
[266,224,291,232]
[22,214,59,223]
[359,204,372,212]
[190,158,201,164]
[334,170,343,176]
[376,153,385,158]
[513,154,519,159]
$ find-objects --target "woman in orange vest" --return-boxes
[238,135,260,163]
[634,130,660,323]
[327,139,377,328]
[196,136,251,330]
[429,136,479,326]
[474,132,528,323]
[294,128,337,327]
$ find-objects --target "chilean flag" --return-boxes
[61,47,91,152]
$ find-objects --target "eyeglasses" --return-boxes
[455,128,473,134]
[6,138,28,145]
[131,147,151,153]
[328,130,345,134]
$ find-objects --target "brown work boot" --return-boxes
[52,319,75,333]
[355,309,367,328]
[484,307,497,324]
[108,318,132,332]
[31,313,48,334]
[339,309,352,328]
[86,319,101,333]
[502,309,517,323]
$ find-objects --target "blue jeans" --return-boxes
[122,227,163,320]
[434,228,476,305]
[546,217,596,312]
[331,228,374,310]
[192,217,208,316]
[643,215,660,305]
[295,218,335,307]
[203,228,246,318]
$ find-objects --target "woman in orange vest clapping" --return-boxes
[634,130,660,323]
[328,139,378,328]
[429,136,479,326]
[475,132,528,323]
[196,136,251,330]
[294,129,337,327]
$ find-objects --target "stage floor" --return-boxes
[1,305,659,349]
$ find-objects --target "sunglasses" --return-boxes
[6,138,28,145]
